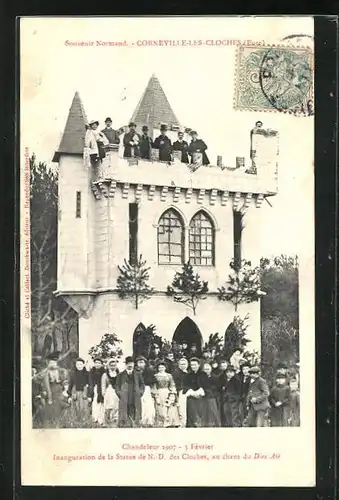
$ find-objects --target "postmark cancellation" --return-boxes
[234,45,314,115]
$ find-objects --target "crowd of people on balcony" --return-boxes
[32,345,300,430]
[84,117,210,166]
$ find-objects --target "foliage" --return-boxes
[88,333,123,360]
[260,255,299,329]
[224,314,251,360]
[218,258,265,312]
[203,333,224,357]
[166,262,209,316]
[133,324,157,358]
[116,255,154,309]
[242,349,260,367]
[261,317,299,386]
[133,324,171,359]
[30,154,78,355]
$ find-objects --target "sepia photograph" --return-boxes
[21,16,315,487]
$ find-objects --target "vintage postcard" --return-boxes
[20,16,315,487]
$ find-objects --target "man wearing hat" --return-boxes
[244,366,270,427]
[101,117,120,145]
[139,125,153,159]
[173,131,189,163]
[123,122,140,158]
[153,124,173,162]
[115,356,145,427]
[188,131,210,166]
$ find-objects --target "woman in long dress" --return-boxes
[89,358,105,426]
[85,120,108,165]
[67,358,91,426]
[183,357,208,428]
[136,356,156,427]
[172,357,189,427]
[152,361,176,427]
[41,353,69,427]
[101,358,120,426]
[202,362,221,427]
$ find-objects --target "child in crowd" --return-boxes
[32,367,46,423]
[269,373,290,427]
[165,392,181,428]
[288,378,300,426]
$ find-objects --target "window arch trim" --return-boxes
[157,208,185,265]
[188,209,215,266]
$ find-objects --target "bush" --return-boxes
[88,333,123,361]
[261,317,299,386]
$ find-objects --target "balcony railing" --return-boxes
[87,144,278,196]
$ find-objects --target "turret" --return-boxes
[53,92,96,308]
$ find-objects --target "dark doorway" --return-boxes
[132,322,145,357]
[173,317,203,355]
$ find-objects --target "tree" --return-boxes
[218,258,265,312]
[116,255,154,309]
[166,261,209,316]
[88,333,123,360]
[224,314,251,360]
[30,154,78,355]
[203,332,224,358]
[133,324,157,358]
[261,317,299,386]
[260,255,299,329]
[260,255,299,385]
[133,324,171,359]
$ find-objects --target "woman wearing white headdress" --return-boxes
[101,358,120,426]
[85,120,109,165]
[135,356,156,427]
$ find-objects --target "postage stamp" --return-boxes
[234,45,313,114]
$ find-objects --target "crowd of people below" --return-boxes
[84,117,210,167]
[32,343,300,429]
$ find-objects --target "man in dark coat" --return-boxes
[139,125,153,159]
[101,117,120,145]
[115,356,145,427]
[153,124,173,162]
[244,366,270,427]
[183,358,208,427]
[173,131,189,163]
[123,122,141,158]
[188,130,210,165]
[219,365,242,427]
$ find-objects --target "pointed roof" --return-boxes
[130,74,180,129]
[52,91,88,162]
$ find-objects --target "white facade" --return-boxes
[55,130,278,358]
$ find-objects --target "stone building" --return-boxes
[53,74,279,358]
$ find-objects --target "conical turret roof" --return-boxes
[130,74,180,130]
[52,91,88,162]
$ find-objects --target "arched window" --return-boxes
[158,209,184,265]
[189,211,214,266]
